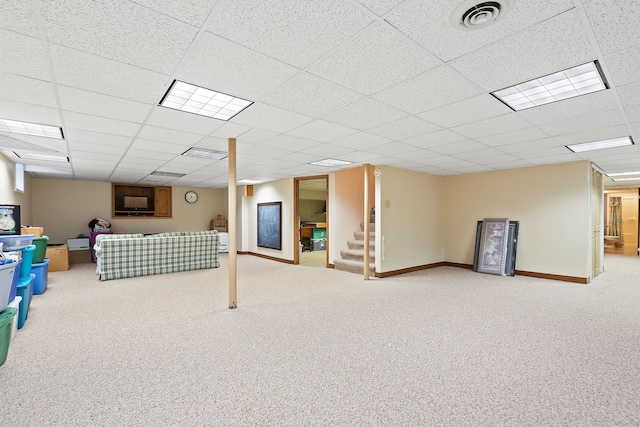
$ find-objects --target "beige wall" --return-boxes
[443,161,591,278]
[328,166,366,265]
[247,178,294,260]
[375,166,444,273]
[31,178,227,243]
[0,153,33,224]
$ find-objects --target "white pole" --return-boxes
[228,138,237,308]
[363,164,370,280]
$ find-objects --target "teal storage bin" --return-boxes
[0,307,18,366]
[18,245,36,279]
[32,259,50,295]
[16,274,34,329]
[8,258,21,305]
[32,236,49,264]
[312,228,326,239]
[0,261,18,311]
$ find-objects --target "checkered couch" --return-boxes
[94,231,220,281]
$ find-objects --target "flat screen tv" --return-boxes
[0,204,21,235]
[123,196,149,210]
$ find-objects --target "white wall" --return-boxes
[328,167,366,265]
[247,178,294,261]
[31,178,227,243]
[0,153,33,224]
[442,161,591,278]
[375,166,444,273]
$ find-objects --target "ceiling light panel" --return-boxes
[492,61,608,111]
[237,179,263,185]
[310,158,353,167]
[182,147,229,160]
[14,152,69,162]
[611,177,640,182]
[0,119,63,139]
[160,80,253,121]
[566,136,633,153]
[149,171,186,177]
[606,171,640,177]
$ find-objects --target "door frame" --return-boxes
[293,175,329,266]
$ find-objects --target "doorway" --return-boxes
[603,187,639,256]
[294,176,328,267]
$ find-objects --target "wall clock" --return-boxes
[185,191,198,204]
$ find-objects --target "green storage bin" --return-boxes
[312,227,326,239]
[0,307,18,366]
[32,236,49,264]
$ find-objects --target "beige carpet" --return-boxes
[1,254,639,426]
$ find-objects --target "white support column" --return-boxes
[228,138,238,308]
[363,163,370,280]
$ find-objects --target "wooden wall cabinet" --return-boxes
[112,183,172,218]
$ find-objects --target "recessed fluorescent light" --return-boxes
[310,159,354,167]
[566,136,633,153]
[237,179,263,185]
[14,152,69,162]
[149,171,186,178]
[159,80,253,121]
[1,118,64,139]
[606,171,640,177]
[182,147,229,160]
[492,61,608,111]
[612,177,640,182]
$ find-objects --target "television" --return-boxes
[123,196,149,210]
[0,204,21,235]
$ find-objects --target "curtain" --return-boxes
[608,196,624,245]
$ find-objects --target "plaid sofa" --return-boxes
[94,231,220,281]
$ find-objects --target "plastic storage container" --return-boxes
[31,236,49,264]
[7,296,20,342]
[18,245,36,279]
[16,274,34,329]
[31,259,50,295]
[8,258,21,306]
[0,261,18,311]
[0,234,35,251]
[0,307,17,366]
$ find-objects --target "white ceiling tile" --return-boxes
[482,160,532,169]
[128,0,214,27]
[454,148,512,161]
[0,1,39,36]
[498,138,562,154]
[145,106,225,136]
[0,29,50,80]
[413,155,457,166]
[0,100,61,126]
[355,0,405,16]
[137,125,203,145]
[448,165,494,174]
[386,0,574,61]
[209,123,253,139]
[372,65,483,114]
[70,150,122,162]
[470,153,520,165]
[539,109,626,136]
[63,112,141,137]
[0,73,57,108]
[322,97,408,130]
[513,146,573,159]
[178,32,299,101]
[50,45,168,103]
[71,158,119,168]
[517,90,620,126]
[236,143,293,160]
[124,149,176,162]
[287,120,357,142]
[526,153,580,165]
[261,72,364,117]
[402,129,468,149]
[261,135,321,152]
[130,139,190,154]
[42,0,198,74]
[256,158,299,169]
[625,105,640,123]
[69,142,126,156]
[206,0,373,68]
[618,82,640,109]
[585,1,640,54]
[299,144,355,157]
[391,149,447,162]
[450,11,594,91]
[552,124,631,146]
[231,103,313,133]
[58,86,153,123]
[235,128,280,144]
[367,116,441,140]
[429,140,489,155]
[367,141,423,156]
[307,21,442,95]
[478,127,551,147]
[65,129,133,147]
[418,94,511,128]
[339,151,388,164]
[452,114,532,139]
[329,132,393,150]
[604,46,640,87]
[574,145,640,160]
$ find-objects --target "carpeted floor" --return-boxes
[1,254,638,426]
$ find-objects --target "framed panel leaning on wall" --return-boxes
[476,218,511,276]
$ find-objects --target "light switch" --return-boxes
[385,200,390,208]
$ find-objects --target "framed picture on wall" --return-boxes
[0,204,21,235]
[257,202,282,250]
[477,218,510,276]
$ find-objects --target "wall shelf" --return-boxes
[112,183,172,218]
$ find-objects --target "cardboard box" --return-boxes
[67,237,90,251]
[46,244,69,272]
[21,226,44,237]
[69,250,92,264]
[211,219,227,232]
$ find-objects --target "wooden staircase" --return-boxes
[334,214,375,275]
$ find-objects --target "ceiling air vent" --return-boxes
[450,0,514,31]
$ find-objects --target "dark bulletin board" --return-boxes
[257,202,282,250]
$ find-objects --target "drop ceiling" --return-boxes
[1,0,640,189]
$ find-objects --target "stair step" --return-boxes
[334,258,375,275]
[370,214,375,223]
[340,249,375,262]
[353,230,375,241]
[359,222,375,232]
[347,240,375,250]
